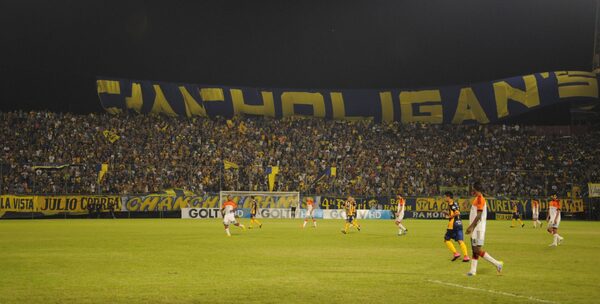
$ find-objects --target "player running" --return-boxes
[466,182,503,276]
[443,191,470,262]
[510,201,525,228]
[221,195,245,236]
[248,197,262,229]
[395,194,408,235]
[547,194,564,246]
[303,197,317,228]
[342,196,360,234]
[531,199,541,228]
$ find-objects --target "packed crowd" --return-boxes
[1,111,599,197]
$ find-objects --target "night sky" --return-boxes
[0,0,596,113]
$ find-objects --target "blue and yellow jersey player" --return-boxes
[248,197,262,229]
[510,201,524,228]
[341,196,361,234]
[443,191,470,262]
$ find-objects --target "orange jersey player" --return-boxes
[531,199,541,228]
[395,194,407,235]
[547,194,564,246]
[303,197,317,228]
[466,182,503,276]
[220,195,245,236]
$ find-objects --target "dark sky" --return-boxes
[0,0,596,113]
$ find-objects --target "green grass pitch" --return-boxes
[0,219,599,304]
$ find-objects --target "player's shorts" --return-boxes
[306,207,313,217]
[223,213,237,225]
[470,230,485,246]
[250,212,256,218]
[512,212,521,219]
[444,229,464,242]
[346,215,355,223]
[532,211,539,220]
[396,212,405,222]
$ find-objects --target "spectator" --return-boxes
[1,111,598,197]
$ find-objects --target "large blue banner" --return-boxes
[97,71,599,123]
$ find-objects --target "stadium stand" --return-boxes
[1,111,599,197]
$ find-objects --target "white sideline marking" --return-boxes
[426,279,559,304]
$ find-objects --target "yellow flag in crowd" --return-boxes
[97,163,109,183]
[102,130,120,143]
[224,160,239,170]
[267,166,279,191]
[238,121,247,134]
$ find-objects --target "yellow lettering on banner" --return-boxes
[157,197,174,210]
[200,88,225,101]
[556,71,599,98]
[173,197,192,210]
[0,195,36,212]
[97,80,121,94]
[178,86,208,117]
[150,85,178,116]
[281,92,326,118]
[330,92,371,120]
[452,87,490,124]
[126,82,144,113]
[494,75,540,118]
[496,213,513,221]
[379,92,394,122]
[399,90,443,123]
[140,196,161,212]
[230,89,275,117]
[331,92,346,120]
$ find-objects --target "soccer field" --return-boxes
[0,219,599,304]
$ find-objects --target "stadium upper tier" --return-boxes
[1,111,598,197]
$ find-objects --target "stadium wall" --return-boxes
[0,194,590,220]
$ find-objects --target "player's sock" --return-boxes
[313,220,317,228]
[511,219,516,227]
[398,223,406,232]
[552,234,559,245]
[445,241,457,254]
[344,222,349,233]
[480,251,501,267]
[239,224,245,230]
[303,220,307,228]
[459,241,468,257]
[225,228,231,236]
[519,220,524,227]
[468,258,478,275]
[255,219,262,227]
